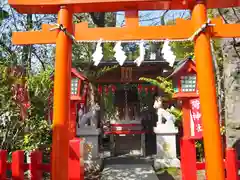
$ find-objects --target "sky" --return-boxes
[116,10,190,27]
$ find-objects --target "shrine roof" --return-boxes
[50,68,88,80]
[168,58,195,78]
[76,59,171,69]
[9,0,240,14]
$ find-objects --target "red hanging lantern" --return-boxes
[151,86,156,93]
[104,85,109,95]
[98,85,102,94]
[144,87,148,94]
[137,84,142,93]
[111,85,116,93]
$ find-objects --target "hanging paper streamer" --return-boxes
[113,41,127,66]
[161,40,176,67]
[92,39,103,66]
[134,41,145,66]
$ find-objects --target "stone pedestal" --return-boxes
[76,126,102,169]
[153,124,180,169]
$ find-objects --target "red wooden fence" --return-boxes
[181,138,239,180]
[0,138,84,180]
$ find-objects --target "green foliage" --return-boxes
[0,65,23,151]
[21,116,51,152]
[27,68,53,117]
[0,8,9,23]
[195,140,204,160]
[170,41,194,59]
[0,65,53,153]
[139,76,174,98]
[23,68,53,151]
[103,43,115,60]
[139,76,182,124]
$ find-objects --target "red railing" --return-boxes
[0,138,84,180]
[181,138,239,180]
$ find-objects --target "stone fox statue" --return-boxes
[153,96,176,128]
[78,103,100,128]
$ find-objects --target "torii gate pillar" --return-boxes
[192,2,224,180]
[51,6,73,180]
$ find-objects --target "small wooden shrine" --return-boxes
[87,59,173,156]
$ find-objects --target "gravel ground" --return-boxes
[156,168,206,180]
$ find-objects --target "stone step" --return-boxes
[101,157,158,180]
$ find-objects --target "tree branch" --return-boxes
[89,13,105,27]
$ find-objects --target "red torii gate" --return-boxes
[8,0,240,180]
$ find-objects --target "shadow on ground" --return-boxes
[157,171,178,180]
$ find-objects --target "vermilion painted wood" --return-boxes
[68,138,83,180]
[182,100,192,137]
[51,7,73,180]
[30,151,43,180]
[0,150,52,179]
[180,138,197,180]
[226,148,238,180]
[12,151,24,180]
[0,150,7,180]
[11,18,240,45]
[39,164,51,172]
[8,0,240,14]
[192,3,225,180]
[69,102,77,140]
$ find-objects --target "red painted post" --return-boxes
[52,6,73,180]
[0,150,7,180]
[69,138,84,180]
[30,151,43,180]
[12,150,24,180]
[180,137,197,180]
[69,102,77,140]
[226,148,238,180]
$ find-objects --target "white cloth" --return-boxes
[161,40,176,67]
[92,39,103,66]
[113,41,127,66]
[134,41,145,66]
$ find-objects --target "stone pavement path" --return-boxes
[100,156,159,180]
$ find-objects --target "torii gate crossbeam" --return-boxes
[12,18,240,45]
[8,0,240,180]
[8,0,240,13]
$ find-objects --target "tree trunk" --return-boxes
[22,14,33,69]
[219,8,240,156]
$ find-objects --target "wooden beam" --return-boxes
[74,19,193,41]
[12,18,240,45]
[12,18,192,45]
[12,24,58,45]
[210,18,240,38]
[9,0,240,14]
[125,11,139,28]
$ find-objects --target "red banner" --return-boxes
[190,98,203,139]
